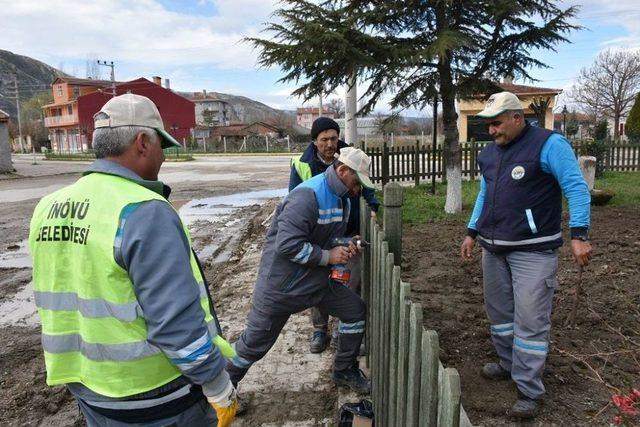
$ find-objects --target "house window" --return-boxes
[57,85,63,97]
[67,105,73,115]
[73,87,80,98]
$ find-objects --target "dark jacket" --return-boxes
[289,141,379,235]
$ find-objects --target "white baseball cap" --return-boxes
[334,147,374,189]
[476,91,523,118]
[94,93,181,148]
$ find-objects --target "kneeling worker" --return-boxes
[29,94,237,426]
[227,147,373,394]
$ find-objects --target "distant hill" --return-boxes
[178,90,295,125]
[0,50,66,117]
[0,50,297,130]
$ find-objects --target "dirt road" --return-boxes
[0,154,344,426]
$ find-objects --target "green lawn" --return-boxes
[596,171,640,208]
[377,171,640,226]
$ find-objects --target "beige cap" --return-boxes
[334,147,374,189]
[94,93,181,149]
[476,91,523,118]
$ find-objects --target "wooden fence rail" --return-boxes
[360,183,472,427]
[366,141,640,185]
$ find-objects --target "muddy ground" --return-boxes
[402,207,640,426]
[0,155,344,426]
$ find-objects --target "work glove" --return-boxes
[207,380,238,427]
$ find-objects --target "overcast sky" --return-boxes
[2,0,640,114]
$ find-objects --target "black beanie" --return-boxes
[311,117,340,140]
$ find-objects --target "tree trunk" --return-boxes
[439,65,462,213]
[613,113,620,141]
[345,73,358,146]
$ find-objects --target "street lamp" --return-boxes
[562,105,568,137]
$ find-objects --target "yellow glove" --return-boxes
[211,400,238,427]
[207,380,237,427]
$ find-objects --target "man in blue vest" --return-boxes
[227,147,374,395]
[460,91,592,419]
[290,117,379,353]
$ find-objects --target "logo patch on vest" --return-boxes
[511,166,525,180]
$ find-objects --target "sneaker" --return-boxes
[310,331,330,354]
[511,395,540,419]
[481,362,510,381]
[333,364,371,394]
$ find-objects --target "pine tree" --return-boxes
[249,0,579,213]
[625,93,640,143]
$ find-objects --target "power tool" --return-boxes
[329,236,369,284]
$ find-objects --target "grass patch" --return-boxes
[377,180,481,225]
[376,171,640,225]
[596,171,640,208]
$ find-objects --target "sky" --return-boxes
[2,0,640,115]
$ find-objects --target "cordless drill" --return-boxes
[329,236,369,284]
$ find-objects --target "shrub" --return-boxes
[626,93,640,143]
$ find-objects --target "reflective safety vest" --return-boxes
[291,156,313,182]
[28,172,222,398]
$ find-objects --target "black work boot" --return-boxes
[511,394,540,419]
[481,362,511,380]
[333,364,371,394]
[310,331,330,354]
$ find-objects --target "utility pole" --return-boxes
[10,75,25,154]
[97,60,116,96]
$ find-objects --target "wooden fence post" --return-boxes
[396,282,411,427]
[420,329,440,427]
[406,302,424,427]
[360,198,372,360]
[438,368,462,427]
[383,252,394,426]
[388,266,401,426]
[414,139,421,186]
[382,141,389,185]
[383,183,404,266]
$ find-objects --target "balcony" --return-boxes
[44,114,78,127]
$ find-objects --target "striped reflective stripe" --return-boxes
[318,208,343,225]
[338,320,365,334]
[478,231,562,246]
[114,202,142,250]
[34,291,141,322]
[318,208,343,215]
[490,322,514,337]
[291,242,313,264]
[525,209,538,234]
[513,336,548,356]
[165,331,213,371]
[42,333,160,361]
[317,216,343,225]
[84,385,191,410]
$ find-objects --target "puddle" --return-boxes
[181,188,286,264]
[179,188,287,226]
[0,281,39,326]
[0,240,32,269]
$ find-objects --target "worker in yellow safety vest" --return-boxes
[29,94,236,426]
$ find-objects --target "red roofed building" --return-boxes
[43,76,196,152]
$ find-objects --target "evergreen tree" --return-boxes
[625,93,640,143]
[250,0,579,212]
